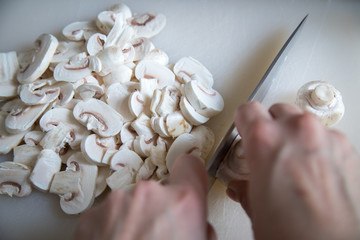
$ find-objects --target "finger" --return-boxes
[269,103,302,119]
[226,180,251,217]
[169,154,208,198]
[207,222,217,240]
[235,102,272,137]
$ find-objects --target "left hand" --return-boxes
[74,154,216,240]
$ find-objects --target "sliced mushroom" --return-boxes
[24,130,45,146]
[55,82,75,106]
[120,122,137,144]
[106,166,135,190]
[296,80,345,127]
[140,77,158,107]
[39,122,72,152]
[102,148,118,165]
[0,112,28,154]
[81,133,117,165]
[173,56,213,88]
[136,157,156,182]
[49,170,81,195]
[128,90,145,117]
[165,133,201,171]
[128,13,166,38]
[75,83,105,101]
[150,137,168,179]
[155,87,180,117]
[131,112,155,137]
[4,98,49,134]
[102,65,133,86]
[53,53,91,82]
[95,46,125,76]
[135,60,175,89]
[18,80,60,105]
[151,116,169,137]
[0,81,18,100]
[13,144,42,169]
[122,43,135,63]
[190,125,215,159]
[0,51,19,82]
[30,149,62,191]
[51,41,86,64]
[133,135,156,158]
[150,89,162,117]
[130,37,154,61]
[0,161,32,197]
[86,33,107,56]
[179,95,209,125]
[96,3,131,35]
[183,79,224,118]
[72,75,99,90]
[73,98,124,137]
[105,15,134,49]
[17,34,59,84]
[94,166,112,197]
[119,139,134,151]
[59,152,98,215]
[165,111,192,138]
[62,21,98,41]
[105,82,139,122]
[110,149,143,172]
[143,48,169,66]
[39,107,90,149]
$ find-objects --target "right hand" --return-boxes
[226,102,360,240]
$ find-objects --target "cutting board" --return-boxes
[1,1,360,239]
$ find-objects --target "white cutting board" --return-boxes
[1,1,360,239]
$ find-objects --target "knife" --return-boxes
[206,15,308,190]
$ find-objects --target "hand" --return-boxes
[74,154,216,240]
[226,102,360,240]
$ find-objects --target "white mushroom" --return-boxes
[72,75,99,90]
[135,60,175,89]
[179,95,209,125]
[18,80,60,105]
[59,152,98,215]
[150,137,168,179]
[95,46,125,76]
[53,53,91,82]
[190,125,215,159]
[39,122,72,152]
[40,107,90,149]
[96,3,131,35]
[24,130,45,146]
[155,87,180,117]
[75,83,105,101]
[128,90,145,117]
[94,166,112,197]
[121,43,135,63]
[102,65,133,86]
[296,80,345,127]
[51,41,86,64]
[165,133,201,171]
[110,149,143,172]
[133,135,156,158]
[130,37,155,61]
[136,157,156,182]
[4,98,49,134]
[102,148,118,165]
[106,167,135,190]
[143,48,169,66]
[49,170,81,196]
[73,98,124,137]
[0,51,19,82]
[17,34,59,84]
[105,15,134,49]
[140,77,158,107]
[105,82,139,122]
[150,116,169,138]
[81,133,117,165]
[128,13,166,38]
[86,33,107,56]
[150,89,162,117]
[119,140,134,152]
[13,144,41,169]
[30,149,62,191]
[0,81,18,100]
[62,21,98,41]
[0,161,32,197]
[173,56,213,88]
[55,82,75,106]
[165,111,192,138]
[120,122,137,144]
[131,112,155,137]
[183,79,224,118]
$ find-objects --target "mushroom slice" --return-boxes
[180,96,209,126]
[13,144,42,169]
[0,51,19,82]
[106,167,135,190]
[131,112,155,137]
[135,60,175,89]
[150,137,168,179]
[24,130,45,146]
[75,83,105,101]
[94,166,112,197]
[60,152,98,215]
[119,140,134,152]
[102,148,118,165]
[53,54,91,82]
[73,75,99,90]
[150,89,162,117]
[0,161,32,197]
[18,80,60,105]
[165,111,192,138]
[151,116,169,137]
[165,133,201,171]
[130,37,154,61]
[128,13,166,38]
[190,125,215,160]
[295,80,345,127]
[73,98,124,137]
[105,14,134,49]
[102,65,133,86]
[173,56,213,88]
[133,135,156,158]
[105,82,139,122]
[49,170,81,195]
[4,99,49,134]
[156,87,181,117]
[17,34,59,84]
[136,157,156,182]
[81,133,117,165]
[96,46,125,76]
[0,81,18,100]
[128,90,145,117]
[140,78,158,106]
[51,41,86,64]
[55,82,75,106]
[86,33,106,56]
[40,122,72,152]
[30,149,62,191]
[183,80,224,118]
[62,21,98,41]
[40,107,89,149]
[96,3,131,35]
[120,122,137,144]
[108,3,132,17]
[143,49,169,66]
[110,149,143,172]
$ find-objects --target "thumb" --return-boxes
[226,180,251,217]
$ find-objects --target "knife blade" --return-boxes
[206,15,308,190]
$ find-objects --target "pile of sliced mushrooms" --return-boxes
[0,3,224,214]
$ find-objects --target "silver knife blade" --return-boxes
[206,15,308,190]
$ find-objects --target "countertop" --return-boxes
[1,0,360,239]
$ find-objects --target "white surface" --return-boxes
[1,0,360,239]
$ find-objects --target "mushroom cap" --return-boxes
[128,13,166,38]
[81,133,117,165]
[180,95,209,126]
[53,54,92,82]
[18,80,60,105]
[133,135,156,158]
[296,80,345,127]
[86,33,106,56]
[75,83,105,101]
[0,161,32,197]
[135,60,175,89]
[110,149,143,172]
[130,37,155,61]
[17,34,59,84]
[120,122,137,144]
[60,152,98,215]
[73,98,124,137]
[128,90,145,117]
[62,21,98,41]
